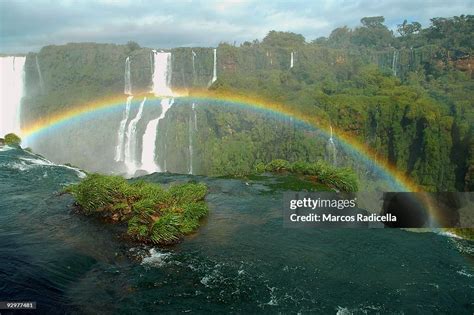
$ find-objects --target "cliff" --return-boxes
[19,34,472,191]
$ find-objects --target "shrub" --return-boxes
[255,162,266,173]
[265,159,291,172]
[4,133,21,147]
[252,159,359,192]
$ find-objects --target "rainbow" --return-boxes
[20,90,423,193]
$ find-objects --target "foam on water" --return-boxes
[141,248,172,267]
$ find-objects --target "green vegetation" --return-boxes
[210,15,473,192]
[23,15,473,192]
[66,174,208,244]
[254,159,358,192]
[4,133,21,147]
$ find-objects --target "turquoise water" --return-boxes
[1,147,473,314]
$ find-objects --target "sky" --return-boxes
[0,0,472,53]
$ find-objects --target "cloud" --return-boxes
[0,0,472,53]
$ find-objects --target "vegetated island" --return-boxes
[65,174,209,245]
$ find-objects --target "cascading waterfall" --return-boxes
[141,98,174,173]
[326,125,337,165]
[211,48,217,84]
[188,103,197,174]
[151,50,173,96]
[290,52,294,68]
[192,50,196,74]
[124,97,146,175]
[392,50,399,76]
[35,55,44,92]
[124,57,132,95]
[114,95,133,162]
[140,50,175,174]
[115,57,133,162]
[0,56,26,137]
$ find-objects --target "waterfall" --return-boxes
[0,56,26,137]
[35,55,44,92]
[192,50,196,74]
[151,50,173,96]
[141,98,174,173]
[290,52,294,68]
[326,125,337,165]
[124,57,132,95]
[124,97,146,175]
[115,57,133,162]
[114,96,133,162]
[188,103,197,174]
[392,50,399,76]
[211,48,217,84]
[139,50,175,174]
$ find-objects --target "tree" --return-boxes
[312,37,328,45]
[352,16,393,47]
[361,16,385,28]
[327,26,352,47]
[425,15,474,50]
[126,41,141,52]
[397,20,422,36]
[262,31,306,48]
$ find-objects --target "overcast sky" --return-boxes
[0,0,472,53]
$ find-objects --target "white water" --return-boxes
[124,57,132,95]
[211,48,217,84]
[114,96,133,161]
[192,50,196,74]
[35,55,44,92]
[141,98,174,173]
[139,50,175,174]
[290,52,294,68]
[0,56,26,138]
[392,50,399,76]
[151,50,173,96]
[188,103,197,174]
[326,125,337,165]
[124,97,146,175]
